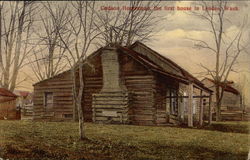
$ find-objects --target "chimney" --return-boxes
[100,47,126,92]
[92,47,130,124]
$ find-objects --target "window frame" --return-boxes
[44,92,53,111]
[166,88,179,116]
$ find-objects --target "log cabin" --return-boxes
[0,88,19,120]
[33,42,213,126]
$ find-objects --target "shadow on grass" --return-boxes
[201,122,249,134]
[147,142,248,160]
[166,121,249,134]
[1,138,248,160]
[152,122,249,134]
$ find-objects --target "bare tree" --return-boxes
[190,0,249,121]
[0,1,36,91]
[234,73,248,112]
[46,1,100,140]
[42,1,163,139]
[28,2,69,81]
[94,1,161,46]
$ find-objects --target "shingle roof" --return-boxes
[129,41,212,92]
[118,46,190,84]
[33,42,213,93]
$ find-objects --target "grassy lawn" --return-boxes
[0,121,249,160]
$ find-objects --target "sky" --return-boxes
[18,1,250,105]
[147,1,250,105]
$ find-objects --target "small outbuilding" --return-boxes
[33,42,213,126]
[202,78,243,121]
[14,90,34,120]
[0,88,19,120]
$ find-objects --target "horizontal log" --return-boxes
[34,91,73,96]
[126,86,154,90]
[93,104,129,109]
[165,95,210,98]
[54,93,73,96]
[39,81,73,85]
[132,115,154,121]
[54,111,74,115]
[36,83,73,88]
[132,91,153,95]
[93,108,128,112]
[84,85,102,89]
[54,97,73,101]
[35,85,73,90]
[156,114,167,118]
[85,80,102,84]
[131,120,155,126]
[95,117,128,122]
[94,112,128,117]
[155,120,167,124]
[53,107,73,110]
[54,101,73,105]
[127,79,154,83]
[93,93,129,97]
[35,79,73,86]
[124,75,154,80]
[33,102,44,105]
[92,96,129,101]
[132,104,154,108]
[132,110,154,115]
[84,89,103,92]
[93,100,129,105]
[34,89,73,92]
[93,109,128,113]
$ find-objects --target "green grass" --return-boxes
[0,121,249,160]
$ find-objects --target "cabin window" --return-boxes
[166,89,178,115]
[44,92,53,110]
[166,90,170,113]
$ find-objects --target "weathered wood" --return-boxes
[33,44,209,126]
[0,99,19,120]
[36,83,73,88]
[165,95,210,98]
[33,69,74,121]
[199,90,203,126]
[188,83,194,127]
[208,94,212,125]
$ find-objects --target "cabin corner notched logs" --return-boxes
[33,42,213,126]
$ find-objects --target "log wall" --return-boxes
[33,71,74,121]
[154,74,180,125]
[81,53,103,122]
[154,75,167,125]
[119,52,156,125]
[123,75,155,125]
[32,47,203,126]
[82,51,183,125]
